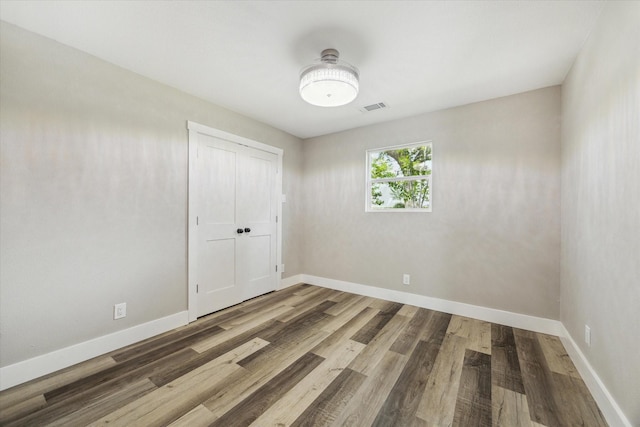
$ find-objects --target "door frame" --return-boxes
[187,121,283,322]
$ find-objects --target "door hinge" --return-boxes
[275,265,278,272]
[196,284,199,293]
[196,216,199,225]
[276,215,278,223]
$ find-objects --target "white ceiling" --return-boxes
[0,1,604,139]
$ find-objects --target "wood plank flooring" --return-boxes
[0,284,608,427]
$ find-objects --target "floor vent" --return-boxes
[360,102,388,112]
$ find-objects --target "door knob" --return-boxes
[244,228,251,233]
[236,228,244,234]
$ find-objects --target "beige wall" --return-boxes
[0,22,303,367]
[302,86,561,319]
[3,6,638,422]
[561,2,640,424]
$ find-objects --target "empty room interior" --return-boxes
[0,1,638,426]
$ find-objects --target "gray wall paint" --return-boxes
[2,7,638,422]
[0,22,303,367]
[302,87,561,319]
[561,2,640,423]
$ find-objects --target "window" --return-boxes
[366,141,432,212]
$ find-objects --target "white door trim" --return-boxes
[187,121,283,322]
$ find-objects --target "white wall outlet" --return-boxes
[281,264,285,273]
[402,274,410,285]
[281,194,287,203]
[584,325,591,347]
[114,302,127,320]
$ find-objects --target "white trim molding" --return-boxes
[301,274,562,335]
[0,311,188,391]
[279,274,304,290]
[1,275,631,427]
[297,274,629,427]
[559,326,632,427]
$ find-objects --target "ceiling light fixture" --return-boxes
[299,48,359,107]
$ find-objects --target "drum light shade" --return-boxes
[299,49,359,107]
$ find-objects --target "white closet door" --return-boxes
[195,134,277,317]
[240,148,278,301]
[196,135,242,316]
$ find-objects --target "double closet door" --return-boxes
[192,128,279,318]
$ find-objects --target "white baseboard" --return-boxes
[301,274,562,335]
[1,275,301,392]
[0,311,189,391]
[300,274,628,427]
[279,274,304,290]
[1,276,629,427]
[559,326,632,427]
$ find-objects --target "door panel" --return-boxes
[244,155,273,223]
[198,239,237,315]
[246,234,273,299]
[241,150,277,301]
[196,136,242,316]
[200,141,237,224]
[195,132,278,317]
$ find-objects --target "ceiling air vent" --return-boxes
[360,102,388,113]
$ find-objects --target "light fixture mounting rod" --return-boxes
[320,48,340,64]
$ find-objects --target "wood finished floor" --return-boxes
[0,284,607,427]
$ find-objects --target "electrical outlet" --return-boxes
[281,264,285,273]
[584,325,591,347]
[403,274,410,285]
[114,303,127,320]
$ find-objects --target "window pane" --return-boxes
[371,179,430,209]
[370,145,432,179]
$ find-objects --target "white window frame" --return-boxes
[365,141,432,213]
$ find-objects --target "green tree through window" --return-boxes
[367,142,432,211]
